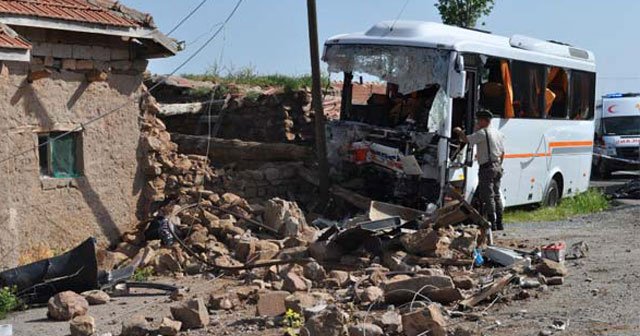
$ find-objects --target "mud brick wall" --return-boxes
[0,29,150,267]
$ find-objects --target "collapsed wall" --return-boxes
[147,76,322,144]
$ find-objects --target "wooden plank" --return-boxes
[159,100,226,116]
[459,274,515,309]
[404,255,474,267]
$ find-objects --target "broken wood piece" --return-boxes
[459,274,516,309]
[404,255,474,267]
[171,133,312,163]
[158,100,226,116]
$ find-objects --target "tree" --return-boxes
[435,0,495,28]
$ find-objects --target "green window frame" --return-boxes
[38,132,83,178]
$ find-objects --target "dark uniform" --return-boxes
[464,110,505,230]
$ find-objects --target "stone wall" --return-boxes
[0,34,148,267]
[221,162,305,204]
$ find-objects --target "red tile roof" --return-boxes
[0,0,142,27]
[0,24,30,49]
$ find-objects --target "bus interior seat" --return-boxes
[480,82,505,116]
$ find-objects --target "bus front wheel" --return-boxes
[543,179,560,207]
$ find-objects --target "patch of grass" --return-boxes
[0,286,19,319]
[504,189,610,223]
[183,65,327,92]
[132,267,155,282]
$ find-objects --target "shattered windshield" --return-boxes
[324,44,450,131]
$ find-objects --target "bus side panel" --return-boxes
[496,118,594,207]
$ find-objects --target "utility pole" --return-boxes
[306,0,330,206]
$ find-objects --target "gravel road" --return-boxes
[458,204,640,336]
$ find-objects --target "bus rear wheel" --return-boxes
[543,179,560,207]
[596,160,611,179]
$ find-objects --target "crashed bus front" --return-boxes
[323,39,467,210]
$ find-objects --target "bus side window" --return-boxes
[511,61,545,119]
[569,71,596,120]
[479,57,506,118]
[546,67,569,119]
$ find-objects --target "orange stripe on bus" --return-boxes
[549,140,593,148]
[503,140,593,159]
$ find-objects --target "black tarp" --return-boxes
[0,238,98,304]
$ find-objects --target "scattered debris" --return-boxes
[81,290,110,306]
[69,315,95,336]
[402,303,447,336]
[541,241,566,263]
[47,291,89,321]
[566,241,589,260]
[170,298,209,330]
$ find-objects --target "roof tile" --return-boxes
[0,23,30,49]
[0,0,142,27]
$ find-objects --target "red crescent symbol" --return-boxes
[607,105,616,113]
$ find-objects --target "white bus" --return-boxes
[593,93,640,177]
[323,21,596,209]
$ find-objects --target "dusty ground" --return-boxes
[457,204,640,336]
[4,204,640,336]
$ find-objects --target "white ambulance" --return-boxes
[593,93,640,177]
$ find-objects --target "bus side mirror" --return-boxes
[448,55,466,98]
[448,70,467,98]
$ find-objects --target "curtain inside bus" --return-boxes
[500,60,514,118]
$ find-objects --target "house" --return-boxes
[0,0,178,267]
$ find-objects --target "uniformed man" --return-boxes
[453,109,505,230]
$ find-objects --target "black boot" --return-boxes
[496,212,504,231]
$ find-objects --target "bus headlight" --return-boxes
[606,146,617,156]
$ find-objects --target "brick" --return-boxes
[62,59,77,70]
[256,291,289,317]
[44,56,54,67]
[76,60,94,70]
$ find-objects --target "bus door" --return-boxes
[461,68,480,200]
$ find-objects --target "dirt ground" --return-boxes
[4,204,640,336]
[459,204,640,336]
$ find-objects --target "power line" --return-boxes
[0,0,245,165]
[165,0,209,36]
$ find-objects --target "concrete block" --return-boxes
[52,43,73,58]
[91,45,110,61]
[72,45,93,59]
[110,48,130,60]
[132,59,149,72]
[31,42,53,57]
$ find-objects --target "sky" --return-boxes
[123,0,640,96]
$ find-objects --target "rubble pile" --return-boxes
[83,90,576,336]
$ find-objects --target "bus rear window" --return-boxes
[569,71,595,120]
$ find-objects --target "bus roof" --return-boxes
[325,21,596,72]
